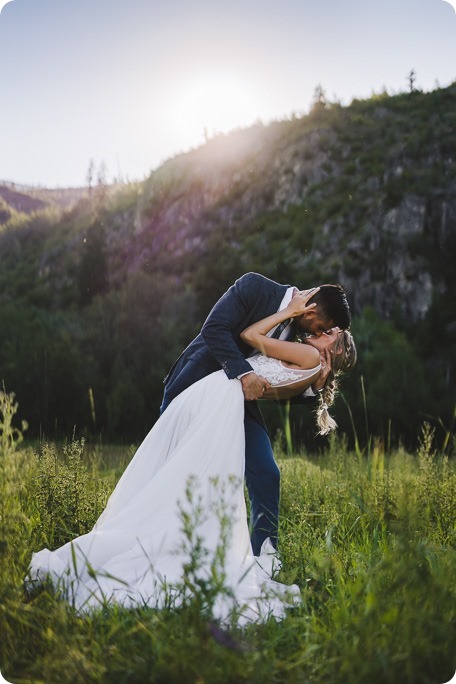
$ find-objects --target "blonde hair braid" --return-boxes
[315,330,357,436]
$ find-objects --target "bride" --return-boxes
[26,290,356,625]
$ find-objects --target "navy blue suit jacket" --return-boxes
[162,272,315,425]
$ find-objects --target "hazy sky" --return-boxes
[0,0,455,188]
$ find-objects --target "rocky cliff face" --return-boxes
[123,87,455,326]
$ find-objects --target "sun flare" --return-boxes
[170,75,260,148]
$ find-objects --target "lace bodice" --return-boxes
[249,354,321,387]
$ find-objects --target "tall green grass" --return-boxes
[0,389,455,683]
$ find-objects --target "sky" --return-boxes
[0,0,455,188]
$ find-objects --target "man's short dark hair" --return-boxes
[309,284,351,330]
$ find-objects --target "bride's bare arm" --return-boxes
[240,289,321,369]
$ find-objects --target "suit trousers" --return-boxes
[244,413,280,556]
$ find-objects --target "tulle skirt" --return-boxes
[26,371,300,625]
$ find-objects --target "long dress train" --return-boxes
[26,357,318,624]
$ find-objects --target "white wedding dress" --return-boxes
[26,354,320,625]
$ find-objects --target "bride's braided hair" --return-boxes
[316,329,357,435]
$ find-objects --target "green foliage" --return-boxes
[0,303,93,435]
[32,439,113,549]
[0,270,198,440]
[1,414,455,682]
[0,389,31,564]
[81,270,197,439]
[77,219,108,306]
[338,308,432,445]
[0,386,27,454]
[277,438,456,683]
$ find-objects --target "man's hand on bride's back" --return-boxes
[240,373,271,400]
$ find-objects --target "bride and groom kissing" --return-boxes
[27,272,356,623]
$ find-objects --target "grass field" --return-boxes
[0,391,455,683]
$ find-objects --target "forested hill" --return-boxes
[1,84,455,448]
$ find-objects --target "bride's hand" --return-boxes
[312,347,332,392]
[286,287,320,317]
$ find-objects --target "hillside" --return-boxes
[0,84,455,445]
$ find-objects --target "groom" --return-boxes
[161,272,351,555]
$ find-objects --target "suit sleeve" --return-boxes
[200,273,269,379]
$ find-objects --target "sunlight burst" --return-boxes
[170,75,260,148]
